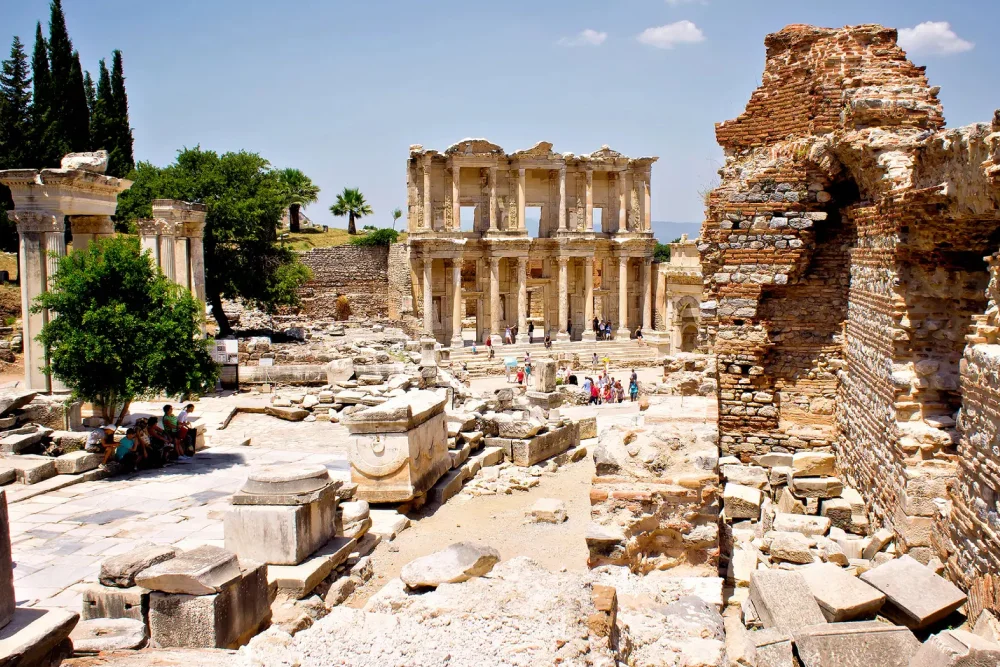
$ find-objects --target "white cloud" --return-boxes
[557,29,608,47]
[898,21,974,56]
[637,20,705,49]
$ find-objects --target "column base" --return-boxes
[616,328,631,340]
[450,335,464,349]
[556,332,570,342]
[582,332,597,342]
[489,334,503,347]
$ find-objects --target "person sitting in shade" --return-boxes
[146,416,172,460]
[114,428,139,471]
[162,406,187,460]
[98,425,118,465]
[178,403,197,456]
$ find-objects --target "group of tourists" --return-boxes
[507,351,534,386]
[591,318,644,342]
[88,404,198,472]
[582,370,640,405]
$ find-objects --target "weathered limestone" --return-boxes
[798,562,885,622]
[400,542,500,589]
[80,584,147,622]
[749,570,827,632]
[792,621,920,667]
[859,555,967,629]
[527,498,568,523]
[910,629,1000,667]
[135,545,242,596]
[70,618,147,653]
[100,545,178,588]
[344,390,450,503]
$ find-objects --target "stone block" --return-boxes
[0,456,55,485]
[861,528,894,560]
[756,452,793,469]
[233,464,335,505]
[472,446,504,468]
[577,416,597,440]
[798,562,885,622]
[224,487,337,565]
[53,450,100,474]
[722,464,769,489]
[0,491,11,631]
[910,629,1000,667]
[860,555,967,629]
[819,497,852,530]
[509,424,575,467]
[792,620,920,667]
[527,498,568,523]
[70,617,147,653]
[400,542,500,589]
[148,559,269,649]
[0,391,35,418]
[0,607,78,667]
[792,452,836,477]
[777,487,806,515]
[973,609,1000,643]
[264,406,309,422]
[369,510,410,541]
[136,545,242,595]
[0,430,46,454]
[429,469,464,504]
[80,583,148,622]
[753,628,794,667]
[749,569,827,632]
[768,532,814,564]
[724,483,763,520]
[448,442,470,469]
[790,477,843,499]
[772,513,830,536]
[100,545,178,588]
[343,389,446,434]
[267,536,356,599]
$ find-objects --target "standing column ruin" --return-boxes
[642,258,653,333]
[422,155,432,230]
[558,167,567,231]
[557,257,569,341]
[138,201,208,330]
[517,167,526,232]
[450,260,463,348]
[489,257,501,344]
[517,257,528,336]
[617,256,629,338]
[617,172,627,232]
[583,257,595,341]
[69,215,114,251]
[488,167,498,232]
[585,169,594,232]
[451,163,461,231]
[422,257,434,334]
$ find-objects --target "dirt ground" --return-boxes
[348,453,596,607]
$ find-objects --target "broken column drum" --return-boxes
[344,389,450,503]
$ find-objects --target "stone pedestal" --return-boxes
[345,390,450,503]
[535,358,557,393]
[224,465,339,566]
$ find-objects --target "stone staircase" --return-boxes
[448,339,662,376]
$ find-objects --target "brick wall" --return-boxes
[297,246,390,318]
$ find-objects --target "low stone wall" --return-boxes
[297,246,390,319]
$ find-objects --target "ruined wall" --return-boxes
[297,246,390,319]
[387,242,413,321]
[703,23,1000,598]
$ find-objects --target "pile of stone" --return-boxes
[78,543,269,652]
[648,353,718,397]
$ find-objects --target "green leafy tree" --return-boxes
[116,147,313,336]
[653,243,671,263]
[278,168,320,233]
[33,236,218,425]
[330,187,372,235]
[350,228,398,247]
[391,207,402,230]
[107,51,133,177]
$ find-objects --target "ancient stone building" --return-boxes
[653,234,703,353]
[406,140,657,345]
[699,23,1000,607]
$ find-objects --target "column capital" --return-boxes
[517,256,528,268]
[558,256,569,267]
[12,211,62,233]
[518,167,525,177]
[618,254,629,265]
[489,256,500,268]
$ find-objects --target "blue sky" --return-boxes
[3,0,996,231]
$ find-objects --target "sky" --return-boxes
[2,0,997,233]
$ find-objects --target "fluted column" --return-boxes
[489,256,501,344]
[450,260,463,348]
[558,167,567,231]
[159,234,176,281]
[517,168,526,232]
[585,169,593,231]
[451,164,461,231]
[488,167,497,232]
[617,255,629,338]
[642,258,653,332]
[517,256,528,336]
[643,170,652,231]
[423,257,434,334]
[583,257,595,340]
[422,156,432,230]
[13,212,62,391]
[617,172,627,232]
[557,257,569,341]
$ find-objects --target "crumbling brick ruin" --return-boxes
[700,23,1000,607]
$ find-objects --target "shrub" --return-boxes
[335,295,352,321]
[350,228,399,247]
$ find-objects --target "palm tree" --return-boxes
[330,187,373,235]
[391,207,402,230]
[278,168,320,233]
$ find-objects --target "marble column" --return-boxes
[643,170,652,231]
[451,164,461,231]
[174,238,191,291]
[585,170,593,232]
[557,257,569,341]
[422,157,432,230]
[642,258,653,333]
[138,220,160,264]
[450,260,463,348]
[489,257,501,344]
[69,215,114,252]
[558,167,567,231]
[517,257,528,338]
[617,172,627,233]
[14,212,63,391]
[423,257,434,334]
[617,256,629,338]
[583,256,595,341]
[488,167,497,232]
[159,234,176,282]
[517,168,526,232]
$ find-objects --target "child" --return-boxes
[516,367,525,385]
[98,425,117,464]
[629,378,639,402]
[114,429,138,471]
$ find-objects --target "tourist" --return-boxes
[629,377,639,402]
[146,416,172,460]
[615,380,625,403]
[544,334,552,349]
[630,369,638,387]
[516,366,525,385]
[505,362,512,383]
[592,352,599,369]
[114,428,139,471]
[589,379,600,405]
[471,340,478,354]
[462,361,468,372]
[635,326,643,341]
[178,403,197,456]
[504,326,512,345]
[525,359,533,386]
[511,324,519,344]
[592,317,599,337]
[582,376,592,393]
[603,381,613,404]
[162,405,186,460]
[133,419,158,468]
[97,425,117,464]
[528,321,534,343]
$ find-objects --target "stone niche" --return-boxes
[344,389,450,503]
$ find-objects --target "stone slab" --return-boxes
[80,583,148,622]
[790,477,844,499]
[0,607,78,667]
[0,456,56,485]
[100,544,178,588]
[349,412,450,503]
[369,510,410,541]
[509,423,576,467]
[577,416,598,440]
[70,617,147,653]
[724,483,763,521]
[471,446,504,469]
[772,513,831,536]
[798,562,885,622]
[428,469,464,505]
[0,391,36,418]
[136,545,241,596]
[910,629,1000,667]
[792,452,836,477]
[753,627,794,667]
[267,536,356,599]
[0,431,46,455]
[792,620,920,667]
[749,569,827,632]
[859,555,966,629]
[53,450,100,475]
[224,488,336,565]
[343,390,446,434]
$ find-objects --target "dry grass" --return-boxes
[282,227,407,251]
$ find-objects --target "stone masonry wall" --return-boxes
[297,246,390,319]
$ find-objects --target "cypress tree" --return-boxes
[30,22,56,167]
[83,70,95,117]
[46,0,73,156]
[0,36,33,169]
[65,50,90,151]
[90,59,111,154]
[108,51,133,177]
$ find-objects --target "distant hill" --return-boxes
[651,221,701,243]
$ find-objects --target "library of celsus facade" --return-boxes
[406,139,658,346]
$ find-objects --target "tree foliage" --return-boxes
[33,236,218,424]
[106,50,134,177]
[350,228,398,247]
[277,168,319,233]
[653,243,671,263]
[330,187,372,235]
[116,147,313,336]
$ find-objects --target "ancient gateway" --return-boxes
[406,140,659,346]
